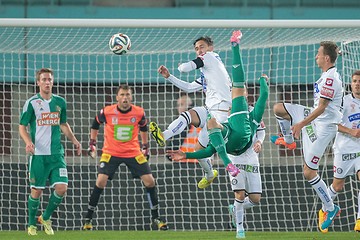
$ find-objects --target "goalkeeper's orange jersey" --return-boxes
[96,104,146,158]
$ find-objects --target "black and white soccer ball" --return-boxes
[109,33,131,55]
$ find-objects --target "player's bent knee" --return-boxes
[207,118,219,129]
[234,191,246,200]
[273,103,286,117]
[303,166,317,181]
[141,174,156,188]
[249,194,261,204]
[54,184,68,196]
[31,188,43,198]
[188,109,200,127]
[332,181,345,192]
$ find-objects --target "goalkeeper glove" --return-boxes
[88,139,97,159]
[141,143,150,160]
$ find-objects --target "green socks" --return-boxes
[208,128,232,167]
[42,191,63,221]
[28,196,40,226]
[232,44,245,88]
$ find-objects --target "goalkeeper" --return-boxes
[83,84,168,231]
[167,30,269,177]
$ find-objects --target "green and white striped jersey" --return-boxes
[20,93,67,155]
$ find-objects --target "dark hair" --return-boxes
[352,70,360,78]
[193,36,213,47]
[36,68,54,81]
[116,84,132,94]
[320,41,338,63]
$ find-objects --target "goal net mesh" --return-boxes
[1,23,360,231]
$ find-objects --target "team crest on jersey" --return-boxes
[112,117,118,124]
[320,86,334,98]
[231,179,238,185]
[333,166,343,174]
[303,108,311,118]
[350,103,356,112]
[325,78,334,86]
[130,117,136,123]
[56,105,61,112]
[35,100,44,110]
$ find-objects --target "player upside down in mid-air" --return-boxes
[167,30,269,181]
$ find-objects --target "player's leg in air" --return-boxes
[150,107,218,189]
[206,30,252,177]
[150,107,202,147]
[271,104,297,150]
[195,126,218,189]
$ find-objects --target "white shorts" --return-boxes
[333,152,360,178]
[195,103,229,147]
[228,152,262,194]
[284,103,337,170]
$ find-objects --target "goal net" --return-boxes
[1,19,360,231]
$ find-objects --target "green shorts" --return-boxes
[28,154,68,189]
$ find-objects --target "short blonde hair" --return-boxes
[36,68,54,81]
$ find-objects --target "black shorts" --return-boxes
[97,153,152,180]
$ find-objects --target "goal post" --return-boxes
[1,18,360,231]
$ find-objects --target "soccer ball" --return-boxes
[109,33,131,55]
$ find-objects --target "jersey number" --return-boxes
[114,125,134,142]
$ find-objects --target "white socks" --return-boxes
[275,115,294,144]
[309,175,334,211]
[198,158,214,179]
[163,111,192,140]
[234,199,244,232]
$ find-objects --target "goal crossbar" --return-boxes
[1,18,360,28]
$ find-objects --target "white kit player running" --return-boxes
[326,70,360,232]
[228,106,265,239]
[151,36,232,189]
[271,41,343,232]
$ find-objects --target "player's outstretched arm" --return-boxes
[158,65,170,78]
[178,60,197,73]
[158,65,202,93]
[166,150,186,161]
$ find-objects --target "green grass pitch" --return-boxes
[0,231,359,240]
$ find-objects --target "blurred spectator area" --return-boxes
[1,0,360,7]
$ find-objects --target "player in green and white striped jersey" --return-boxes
[19,68,81,236]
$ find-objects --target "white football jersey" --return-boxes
[313,67,343,124]
[333,94,360,154]
[228,134,261,165]
[197,51,232,109]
